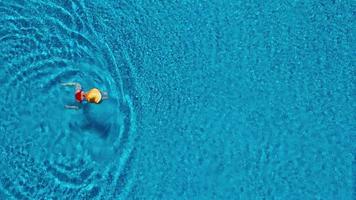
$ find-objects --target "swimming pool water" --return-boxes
[0,0,354,199]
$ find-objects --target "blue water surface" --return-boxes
[0,0,354,199]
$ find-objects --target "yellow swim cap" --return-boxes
[85,88,102,104]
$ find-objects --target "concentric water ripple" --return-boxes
[0,0,139,199]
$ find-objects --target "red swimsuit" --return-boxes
[75,90,84,102]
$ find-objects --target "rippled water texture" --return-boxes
[0,0,354,199]
[0,0,138,199]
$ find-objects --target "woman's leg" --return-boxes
[62,82,81,90]
[65,105,79,109]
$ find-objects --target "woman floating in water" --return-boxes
[62,82,108,109]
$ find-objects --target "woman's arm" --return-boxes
[102,91,109,99]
